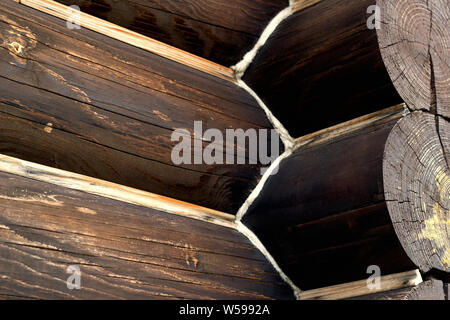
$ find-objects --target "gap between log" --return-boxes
[236,221,302,298]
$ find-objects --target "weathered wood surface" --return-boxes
[18,0,236,81]
[242,108,449,290]
[243,0,401,137]
[0,154,236,228]
[0,168,294,300]
[0,1,277,213]
[243,0,450,138]
[383,112,450,274]
[300,270,423,300]
[53,0,289,66]
[377,0,450,120]
[348,279,446,300]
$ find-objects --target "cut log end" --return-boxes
[383,111,449,273]
[351,279,446,300]
[377,0,450,118]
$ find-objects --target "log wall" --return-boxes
[0,158,293,300]
[54,0,289,66]
[0,1,277,213]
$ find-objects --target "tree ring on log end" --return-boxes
[384,111,449,273]
[377,0,450,118]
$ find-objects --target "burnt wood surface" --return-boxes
[243,116,414,290]
[0,169,294,300]
[243,110,450,290]
[54,0,289,66]
[243,0,449,138]
[243,0,402,137]
[0,1,277,213]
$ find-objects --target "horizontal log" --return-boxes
[0,155,294,300]
[242,107,450,290]
[17,0,235,80]
[299,270,422,300]
[51,0,289,66]
[0,0,278,213]
[348,279,446,300]
[0,154,235,228]
[243,0,449,137]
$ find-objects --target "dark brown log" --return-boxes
[243,0,401,137]
[299,269,423,300]
[242,108,449,290]
[53,0,289,66]
[243,0,449,137]
[349,279,446,300]
[0,1,278,213]
[0,165,294,300]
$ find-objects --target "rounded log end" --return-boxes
[377,0,450,118]
[383,111,449,273]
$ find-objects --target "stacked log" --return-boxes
[243,0,450,137]
[0,155,293,300]
[243,106,449,290]
[239,0,449,294]
[0,0,278,213]
[0,0,448,300]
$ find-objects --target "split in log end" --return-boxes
[377,0,450,119]
[383,111,449,273]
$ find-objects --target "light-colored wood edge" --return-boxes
[0,153,236,229]
[293,103,407,151]
[299,270,423,300]
[15,0,236,82]
[291,0,324,13]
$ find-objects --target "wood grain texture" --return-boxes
[383,112,450,273]
[0,1,278,213]
[293,104,405,150]
[348,279,445,300]
[243,0,402,137]
[0,169,294,300]
[242,114,415,290]
[377,0,450,119]
[292,0,323,13]
[300,270,422,300]
[243,109,449,290]
[52,0,289,66]
[18,0,235,81]
[0,154,236,229]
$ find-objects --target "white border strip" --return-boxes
[0,154,236,229]
[237,80,294,148]
[236,149,292,221]
[15,0,235,82]
[237,221,302,298]
[232,7,293,79]
[299,270,422,300]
